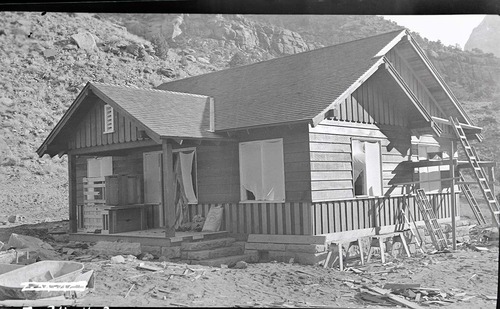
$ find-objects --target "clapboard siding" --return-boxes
[69,97,148,150]
[310,120,412,202]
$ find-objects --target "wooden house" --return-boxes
[37,29,489,263]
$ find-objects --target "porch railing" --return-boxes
[187,192,457,236]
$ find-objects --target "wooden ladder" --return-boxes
[458,171,487,225]
[450,117,500,228]
[399,199,425,254]
[414,189,448,251]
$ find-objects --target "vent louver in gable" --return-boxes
[104,104,114,133]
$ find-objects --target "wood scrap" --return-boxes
[124,283,135,298]
[364,285,424,309]
[383,283,421,289]
[138,262,163,272]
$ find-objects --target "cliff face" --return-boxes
[0,12,499,224]
[465,15,500,57]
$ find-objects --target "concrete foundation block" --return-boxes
[285,244,326,253]
[161,246,181,259]
[141,245,162,257]
[245,242,286,251]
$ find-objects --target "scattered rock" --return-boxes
[185,55,196,62]
[111,255,126,264]
[197,57,210,64]
[71,31,97,50]
[232,261,248,269]
[7,214,26,223]
[141,252,154,261]
[158,68,176,78]
[43,49,57,59]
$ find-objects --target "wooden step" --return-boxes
[182,244,243,260]
[194,253,258,267]
[181,237,235,251]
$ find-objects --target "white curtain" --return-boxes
[179,151,198,203]
[87,156,113,177]
[240,139,285,201]
[261,140,285,201]
[352,140,365,183]
[240,142,263,200]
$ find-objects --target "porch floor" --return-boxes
[70,229,229,246]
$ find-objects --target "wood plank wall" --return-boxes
[309,120,413,202]
[69,97,147,150]
[187,202,313,235]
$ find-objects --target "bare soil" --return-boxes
[0,221,497,308]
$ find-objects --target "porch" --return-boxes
[73,191,458,243]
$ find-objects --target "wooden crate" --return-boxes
[76,203,109,234]
[105,174,143,206]
[83,177,106,204]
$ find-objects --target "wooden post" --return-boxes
[449,140,456,250]
[162,140,176,237]
[68,154,78,233]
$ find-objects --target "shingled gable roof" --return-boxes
[157,29,409,132]
[37,82,224,156]
[88,82,222,139]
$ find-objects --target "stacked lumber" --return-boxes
[244,234,329,265]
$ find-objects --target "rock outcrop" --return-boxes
[465,15,500,57]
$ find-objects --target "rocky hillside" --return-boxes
[465,15,500,58]
[0,12,499,224]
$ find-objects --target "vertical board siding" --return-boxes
[68,98,146,150]
[308,192,454,235]
[333,72,408,127]
[187,202,314,235]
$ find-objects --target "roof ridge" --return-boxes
[90,81,209,99]
[157,29,406,88]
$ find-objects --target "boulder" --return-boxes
[110,255,125,264]
[43,49,57,59]
[6,233,60,260]
[232,261,248,269]
[71,31,97,51]
[158,68,176,78]
[90,241,141,256]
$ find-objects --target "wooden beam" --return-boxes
[431,116,482,134]
[391,177,460,187]
[402,159,457,168]
[162,140,175,237]
[68,139,159,155]
[68,154,77,233]
[450,140,457,250]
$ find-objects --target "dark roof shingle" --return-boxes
[90,82,222,139]
[157,30,405,131]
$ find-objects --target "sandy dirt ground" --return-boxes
[0,221,497,308]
